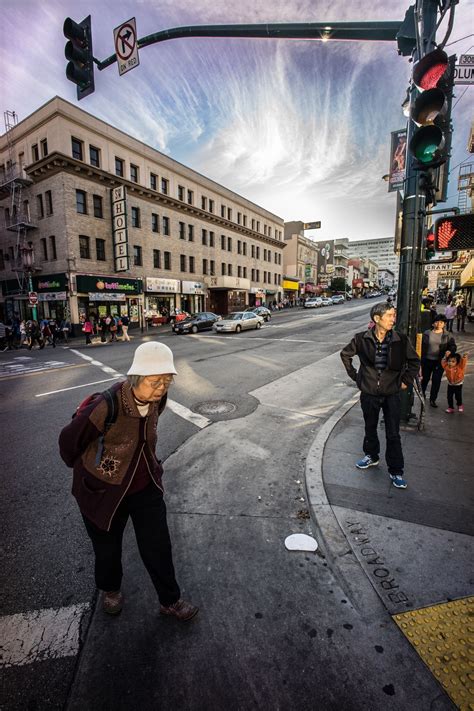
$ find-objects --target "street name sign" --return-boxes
[114,18,139,76]
[454,55,474,84]
[304,222,321,230]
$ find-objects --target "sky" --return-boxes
[1,0,473,241]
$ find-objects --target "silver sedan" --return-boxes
[212,311,263,333]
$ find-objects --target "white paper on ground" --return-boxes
[284,533,318,552]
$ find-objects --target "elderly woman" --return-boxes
[59,341,198,620]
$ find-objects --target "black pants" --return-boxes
[447,384,463,408]
[456,316,465,332]
[360,392,404,475]
[82,484,180,606]
[446,319,454,333]
[421,358,443,402]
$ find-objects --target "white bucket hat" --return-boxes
[127,342,177,376]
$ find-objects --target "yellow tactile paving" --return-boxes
[393,597,474,710]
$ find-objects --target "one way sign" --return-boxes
[114,17,139,76]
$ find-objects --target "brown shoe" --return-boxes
[160,598,198,621]
[103,590,123,615]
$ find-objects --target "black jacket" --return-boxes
[421,330,456,361]
[340,329,420,396]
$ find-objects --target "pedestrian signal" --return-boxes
[64,16,95,100]
[434,214,474,251]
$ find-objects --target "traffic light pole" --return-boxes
[396,0,438,423]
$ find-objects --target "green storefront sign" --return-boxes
[33,273,68,291]
[76,275,142,294]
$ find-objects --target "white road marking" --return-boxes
[0,603,89,668]
[35,376,122,397]
[0,357,76,379]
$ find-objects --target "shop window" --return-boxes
[164,251,171,270]
[45,190,53,215]
[161,177,169,194]
[79,235,90,259]
[131,207,140,228]
[180,254,186,272]
[209,231,215,247]
[41,139,48,157]
[188,225,194,242]
[93,195,103,218]
[210,260,215,276]
[41,237,48,260]
[152,213,160,233]
[221,263,226,276]
[89,145,100,167]
[72,137,83,161]
[76,190,87,214]
[150,173,157,190]
[37,194,44,219]
[49,235,57,260]
[179,222,185,239]
[32,144,39,162]
[130,164,139,183]
[187,190,193,205]
[96,238,106,261]
[202,258,208,275]
[189,256,195,273]
[227,237,232,252]
[178,185,185,201]
[162,216,170,235]
[133,245,142,266]
[202,229,207,246]
[115,157,124,177]
[153,249,161,269]
[209,199,214,213]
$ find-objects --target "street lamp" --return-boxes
[20,241,37,320]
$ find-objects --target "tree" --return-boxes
[330,277,347,293]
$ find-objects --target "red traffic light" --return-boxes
[434,214,474,250]
[413,49,449,90]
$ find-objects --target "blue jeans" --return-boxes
[360,392,404,475]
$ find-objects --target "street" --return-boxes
[1,299,470,710]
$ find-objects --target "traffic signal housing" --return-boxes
[434,213,474,251]
[409,49,455,171]
[425,228,436,260]
[64,16,95,100]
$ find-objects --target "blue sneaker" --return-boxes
[356,455,380,469]
[390,474,407,489]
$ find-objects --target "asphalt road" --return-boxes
[1,299,383,711]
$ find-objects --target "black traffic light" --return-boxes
[409,49,455,171]
[64,16,95,100]
[425,228,436,260]
[434,213,474,251]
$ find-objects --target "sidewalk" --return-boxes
[317,327,474,709]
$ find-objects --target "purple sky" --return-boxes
[2,0,473,240]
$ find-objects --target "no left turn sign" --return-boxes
[114,17,140,76]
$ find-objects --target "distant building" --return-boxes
[348,257,378,297]
[283,221,319,299]
[378,268,395,289]
[347,237,399,284]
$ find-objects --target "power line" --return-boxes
[445,35,474,47]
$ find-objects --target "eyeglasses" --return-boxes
[145,376,174,389]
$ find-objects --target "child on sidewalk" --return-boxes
[441,350,468,413]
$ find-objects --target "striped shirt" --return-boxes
[372,329,392,371]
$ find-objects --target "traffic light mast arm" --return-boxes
[96,21,404,70]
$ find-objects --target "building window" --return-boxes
[93,194,103,218]
[243,215,247,227]
[76,190,87,214]
[131,207,140,228]
[251,269,255,281]
[49,235,57,260]
[256,269,260,281]
[237,212,241,225]
[164,251,171,269]
[40,237,48,260]
[152,213,160,233]
[210,260,215,275]
[89,145,100,167]
[115,157,124,177]
[178,185,185,201]
[237,240,241,254]
[243,242,247,256]
[221,262,226,276]
[227,237,232,252]
[187,190,193,205]
[96,238,106,261]
[179,222,185,240]
[79,235,90,259]
[72,137,83,161]
[228,264,232,276]
[153,249,161,269]
[221,204,226,218]
[256,221,260,232]
[209,231,215,247]
[180,254,186,272]
[256,246,260,259]
[227,208,232,221]
[161,177,169,194]
[201,196,207,211]
[209,199,214,213]
[268,226,272,237]
[41,139,48,157]
[251,219,255,230]
[238,265,242,278]
[251,245,255,258]
[45,191,53,215]
[221,234,226,250]
[202,229,207,245]
[243,266,247,279]
[133,245,142,266]
[162,216,170,235]
[189,256,195,273]
[150,173,157,190]
[188,224,194,242]
[274,252,278,264]
[202,258,208,275]
[32,144,39,162]
[130,164,139,183]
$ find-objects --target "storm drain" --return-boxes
[194,401,237,415]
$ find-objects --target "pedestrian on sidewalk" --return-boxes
[27,320,44,350]
[58,341,198,621]
[340,302,420,489]
[421,314,456,408]
[82,317,93,345]
[456,301,467,332]
[121,314,130,341]
[444,302,456,333]
[441,350,468,413]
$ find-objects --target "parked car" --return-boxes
[212,312,263,333]
[304,297,322,309]
[320,297,334,306]
[173,312,221,334]
[331,294,345,305]
[244,306,272,322]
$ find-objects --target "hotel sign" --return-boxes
[111,185,129,272]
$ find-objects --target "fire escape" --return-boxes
[457,163,474,215]
[1,110,37,297]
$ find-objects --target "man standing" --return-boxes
[340,302,420,490]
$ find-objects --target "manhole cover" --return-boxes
[194,400,237,415]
